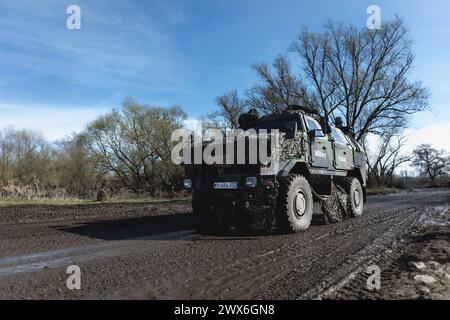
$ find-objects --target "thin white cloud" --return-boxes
[0,0,186,91]
[0,103,109,141]
[1,104,203,142]
[404,121,450,153]
[183,118,202,131]
[365,120,450,174]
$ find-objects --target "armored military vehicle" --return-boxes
[182,105,367,234]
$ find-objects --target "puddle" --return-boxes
[0,257,73,276]
[433,206,448,215]
[419,206,450,227]
[0,229,193,277]
[0,247,81,267]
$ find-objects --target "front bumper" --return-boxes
[189,174,277,191]
[190,175,279,231]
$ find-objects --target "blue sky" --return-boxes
[0,0,449,150]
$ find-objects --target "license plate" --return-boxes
[214,182,238,189]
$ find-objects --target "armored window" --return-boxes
[305,117,324,137]
[344,134,363,151]
[331,127,347,144]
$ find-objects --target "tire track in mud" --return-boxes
[129,191,430,299]
[297,210,420,299]
[252,192,447,299]
[326,201,450,300]
[93,191,448,299]
[152,207,421,299]
[0,190,448,299]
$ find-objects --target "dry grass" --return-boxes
[0,179,71,200]
[0,198,90,207]
[0,180,190,207]
[0,195,190,207]
[366,187,400,195]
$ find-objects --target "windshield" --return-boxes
[250,115,303,133]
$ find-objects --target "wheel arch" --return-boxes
[277,160,310,179]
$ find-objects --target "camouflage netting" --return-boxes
[244,179,279,232]
[194,179,279,233]
[278,132,306,161]
[314,181,351,224]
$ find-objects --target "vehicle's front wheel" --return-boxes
[340,177,364,218]
[277,174,314,233]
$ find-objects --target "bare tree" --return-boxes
[295,19,430,140]
[54,133,102,197]
[412,144,449,184]
[247,55,308,115]
[0,127,53,185]
[294,29,340,116]
[0,127,14,183]
[210,90,247,128]
[364,129,411,186]
[218,19,429,137]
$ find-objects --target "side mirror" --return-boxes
[285,121,297,139]
[308,129,316,139]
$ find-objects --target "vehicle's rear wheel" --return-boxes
[339,177,364,218]
[277,174,314,232]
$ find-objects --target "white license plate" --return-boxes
[214,182,238,189]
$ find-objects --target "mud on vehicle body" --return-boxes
[183,105,367,234]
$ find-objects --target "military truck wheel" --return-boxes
[277,174,314,233]
[340,178,364,218]
[192,190,217,234]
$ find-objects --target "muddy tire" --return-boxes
[339,177,364,218]
[277,174,314,233]
[192,190,217,234]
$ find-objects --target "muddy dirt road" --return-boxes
[0,189,448,299]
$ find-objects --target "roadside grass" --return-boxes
[0,195,191,207]
[105,195,190,204]
[366,187,400,195]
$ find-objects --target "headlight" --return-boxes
[245,176,257,188]
[183,179,192,189]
